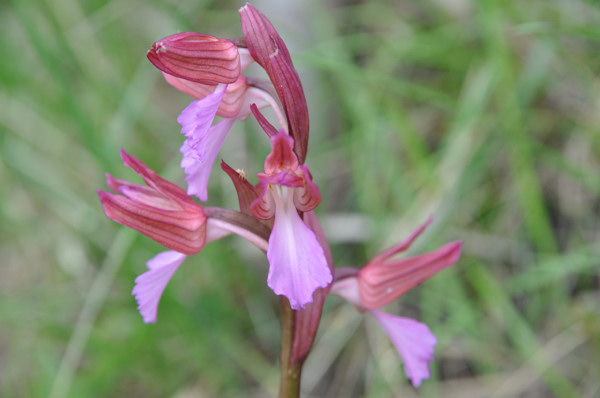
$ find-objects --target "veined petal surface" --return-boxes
[177,83,226,139]
[177,84,232,201]
[371,310,437,388]
[266,188,331,309]
[181,117,235,201]
[132,251,187,323]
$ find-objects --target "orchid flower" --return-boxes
[98,149,270,323]
[250,131,331,309]
[147,28,287,202]
[330,218,462,387]
[98,150,206,323]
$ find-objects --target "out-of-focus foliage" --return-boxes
[1,0,599,397]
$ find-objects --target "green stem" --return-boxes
[279,299,302,398]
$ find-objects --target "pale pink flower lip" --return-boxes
[132,251,187,324]
[266,186,331,309]
[371,310,437,388]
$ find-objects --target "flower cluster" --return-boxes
[98,3,461,388]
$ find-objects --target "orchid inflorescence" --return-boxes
[98,3,461,390]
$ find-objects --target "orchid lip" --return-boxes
[265,186,332,309]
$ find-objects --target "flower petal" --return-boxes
[220,160,260,215]
[119,149,199,208]
[266,187,332,309]
[289,211,335,363]
[98,190,206,254]
[359,242,462,310]
[369,216,433,265]
[165,74,250,118]
[132,251,187,323]
[177,83,226,139]
[99,151,207,254]
[105,173,182,211]
[239,4,309,162]
[293,165,321,212]
[249,181,276,220]
[147,33,240,84]
[371,310,437,388]
[263,131,299,175]
[181,117,235,201]
[178,86,235,201]
[329,274,361,307]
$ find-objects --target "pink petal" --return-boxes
[98,190,206,255]
[105,172,181,211]
[266,187,332,309]
[250,172,304,220]
[359,242,462,310]
[239,4,309,163]
[369,216,433,264]
[263,131,299,175]
[250,104,278,137]
[177,85,235,201]
[329,274,361,307]
[302,211,335,278]
[177,84,225,138]
[371,310,437,388]
[165,73,217,100]
[289,211,335,364]
[220,160,260,215]
[119,149,199,207]
[165,74,250,119]
[238,48,254,71]
[249,181,276,220]
[132,251,186,323]
[293,165,321,212]
[147,33,240,84]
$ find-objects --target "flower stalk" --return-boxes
[279,300,302,398]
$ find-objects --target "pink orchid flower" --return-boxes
[147,28,287,202]
[330,217,462,387]
[97,150,207,323]
[250,131,331,309]
[99,149,270,323]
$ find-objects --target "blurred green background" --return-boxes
[1,0,599,397]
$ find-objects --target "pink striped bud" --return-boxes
[147,32,240,85]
